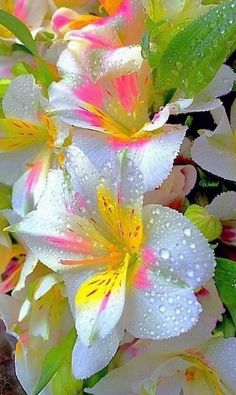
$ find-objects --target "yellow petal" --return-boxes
[0,118,47,151]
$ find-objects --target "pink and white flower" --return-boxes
[10,148,216,378]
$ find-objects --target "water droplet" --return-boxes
[160,248,170,260]
[149,296,155,303]
[159,305,166,313]
[183,227,192,237]
[187,269,194,278]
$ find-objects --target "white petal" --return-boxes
[206,191,236,221]
[0,144,42,185]
[129,126,187,192]
[3,75,43,122]
[0,294,21,329]
[65,144,100,215]
[142,205,215,288]
[72,130,115,173]
[191,108,236,182]
[125,284,201,340]
[196,280,224,332]
[12,254,38,297]
[230,98,236,130]
[72,327,123,379]
[23,0,48,28]
[12,150,51,217]
[10,170,83,272]
[199,65,236,99]
[205,337,236,392]
[86,353,159,395]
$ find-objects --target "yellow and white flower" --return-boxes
[10,149,216,378]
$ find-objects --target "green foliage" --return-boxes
[214,313,236,338]
[215,258,236,327]
[0,10,54,88]
[51,357,83,395]
[0,79,11,98]
[0,10,38,56]
[33,329,77,395]
[144,0,236,97]
[0,183,12,209]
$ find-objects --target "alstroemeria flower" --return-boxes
[52,0,145,44]
[11,148,215,378]
[89,334,236,395]
[0,212,34,294]
[0,74,70,216]
[143,164,197,211]
[0,265,74,395]
[191,100,236,181]
[0,0,49,37]
[50,57,187,192]
[206,191,236,248]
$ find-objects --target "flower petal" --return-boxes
[142,204,215,288]
[12,150,51,217]
[204,337,236,392]
[206,191,236,221]
[72,327,123,379]
[125,279,201,340]
[2,75,43,122]
[191,106,236,182]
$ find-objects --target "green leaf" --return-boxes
[51,357,83,395]
[33,329,77,395]
[83,366,108,389]
[215,257,236,326]
[155,0,236,96]
[0,10,38,56]
[214,313,236,338]
[0,79,11,98]
[0,183,12,209]
[0,11,54,88]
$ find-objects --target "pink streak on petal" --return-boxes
[13,0,28,23]
[75,192,88,210]
[99,291,111,311]
[78,31,115,48]
[0,66,11,78]
[75,108,103,127]
[74,84,104,108]
[134,247,156,290]
[109,137,148,150]
[142,247,156,265]
[113,74,139,112]
[52,14,70,31]
[25,161,43,196]
[46,234,92,254]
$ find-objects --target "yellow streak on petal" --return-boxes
[0,0,14,37]
[183,354,227,395]
[86,103,131,138]
[75,254,129,307]
[0,118,47,151]
[97,185,143,253]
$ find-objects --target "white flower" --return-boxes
[10,148,216,378]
